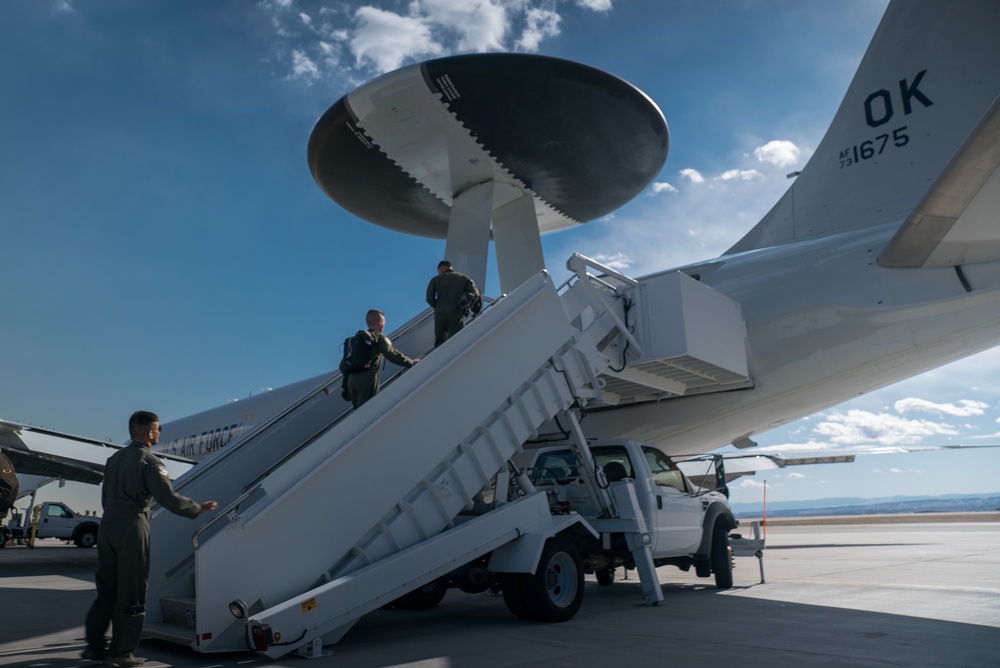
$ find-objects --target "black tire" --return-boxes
[501,572,534,621]
[389,580,448,610]
[74,527,98,549]
[595,567,615,586]
[710,522,733,589]
[521,539,584,622]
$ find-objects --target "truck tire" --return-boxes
[515,538,585,622]
[500,573,533,621]
[74,526,98,549]
[595,567,615,586]
[710,522,733,589]
[389,580,448,610]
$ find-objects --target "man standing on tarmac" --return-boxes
[83,411,217,668]
[426,260,480,347]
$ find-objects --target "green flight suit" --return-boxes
[346,329,415,408]
[426,268,479,347]
[84,442,201,657]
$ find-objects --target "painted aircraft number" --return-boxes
[839,126,909,168]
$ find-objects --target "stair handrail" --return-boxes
[190,297,506,549]
[169,308,437,491]
[560,253,643,356]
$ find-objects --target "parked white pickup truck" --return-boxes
[0,501,100,548]
[519,439,738,588]
[389,438,742,618]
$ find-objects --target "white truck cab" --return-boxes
[516,439,737,588]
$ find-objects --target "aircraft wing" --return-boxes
[676,453,856,488]
[676,444,998,488]
[0,419,195,487]
[879,96,1000,268]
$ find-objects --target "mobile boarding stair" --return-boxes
[144,255,749,659]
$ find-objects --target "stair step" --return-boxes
[143,620,195,645]
[160,596,196,628]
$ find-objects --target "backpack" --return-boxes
[339,330,377,375]
[459,290,482,317]
[0,452,18,518]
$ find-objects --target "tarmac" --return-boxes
[1,517,998,668]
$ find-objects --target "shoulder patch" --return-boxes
[157,464,170,479]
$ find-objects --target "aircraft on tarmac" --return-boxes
[2,1,999,502]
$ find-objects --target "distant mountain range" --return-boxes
[729,493,1000,518]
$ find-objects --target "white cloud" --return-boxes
[734,478,765,490]
[261,0,612,82]
[418,0,509,52]
[591,252,632,270]
[549,142,797,278]
[893,398,988,417]
[517,7,561,51]
[754,140,802,168]
[812,409,958,445]
[786,471,806,479]
[718,169,763,182]
[53,0,74,13]
[575,0,613,10]
[290,50,320,82]
[650,182,677,195]
[679,168,704,184]
[351,7,444,73]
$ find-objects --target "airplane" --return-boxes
[2,0,999,508]
[0,373,322,497]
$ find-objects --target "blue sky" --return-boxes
[3,0,998,514]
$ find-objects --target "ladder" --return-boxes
[144,257,750,657]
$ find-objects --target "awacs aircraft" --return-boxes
[4,1,999,656]
[3,2,999,506]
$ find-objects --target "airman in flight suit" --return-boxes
[346,309,419,408]
[426,260,480,347]
[83,411,217,667]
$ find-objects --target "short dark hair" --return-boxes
[129,410,159,435]
[438,260,452,270]
[365,309,385,327]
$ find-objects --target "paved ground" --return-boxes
[1,519,998,667]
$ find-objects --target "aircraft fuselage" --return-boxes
[584,220,1000,452]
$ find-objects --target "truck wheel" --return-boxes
[524,539,584,622]
[389,580,448,610]
[595,567,615,586]
[500,573,533,621]
[711,522,733,589]
[0,527,9,548]
[75,527,98,549]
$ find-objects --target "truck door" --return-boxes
[641,446,703,556]
[40,503,77,539]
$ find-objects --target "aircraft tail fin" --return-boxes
[727,0,1000,256]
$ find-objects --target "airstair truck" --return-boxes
[144,257,751,659]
